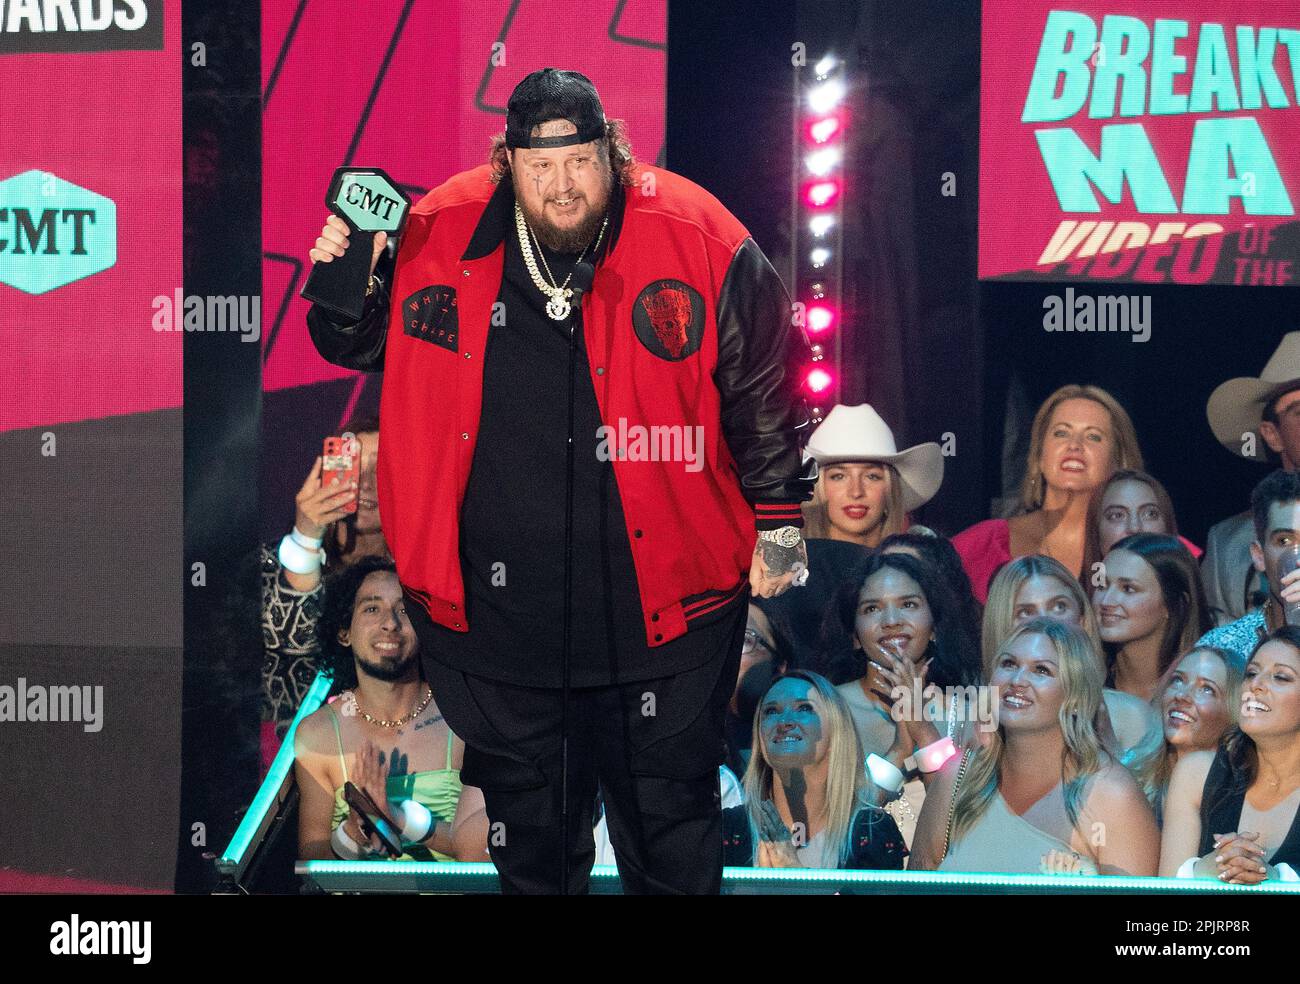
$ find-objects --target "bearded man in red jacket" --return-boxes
[307,68,814,893]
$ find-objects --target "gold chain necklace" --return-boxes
[353,686,433,729]
[514,203,607,321]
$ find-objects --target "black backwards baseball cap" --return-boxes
[505,68,608,149]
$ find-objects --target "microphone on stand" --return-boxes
[559,256,595,895]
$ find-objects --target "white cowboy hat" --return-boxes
[802,404,944,513]
[1207,332,1300,461]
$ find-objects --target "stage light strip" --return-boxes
[218,671,333,874]
[297,861,1300,894]
[796,50,845,417]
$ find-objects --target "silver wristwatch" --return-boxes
[757,525,802,548]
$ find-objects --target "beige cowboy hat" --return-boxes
[1207,332,1300,461]
[802,404,944,512]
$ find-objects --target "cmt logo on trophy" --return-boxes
[340,177,404,225]
[0,169,117,295]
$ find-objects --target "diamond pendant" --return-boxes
[545,291,571,321]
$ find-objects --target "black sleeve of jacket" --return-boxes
[305,246,396,373]
[714,237,817,531]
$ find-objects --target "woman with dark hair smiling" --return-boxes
[880,529,984,646]
[816,552,982,845]
[1093,533,1213,702]
[1161,628,1300,882]
[722,670,906,869]
[911,618,1159,875]
[819,553,983,754]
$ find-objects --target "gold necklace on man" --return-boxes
[514,202,608,321]
[353,685,433,729]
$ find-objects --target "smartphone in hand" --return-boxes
[322,434,361,514]
[343,781,403,859]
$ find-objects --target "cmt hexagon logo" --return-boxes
[0,170,117,295]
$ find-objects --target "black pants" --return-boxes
[412,601,746,895]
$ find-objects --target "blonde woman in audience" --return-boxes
[800,404,943,548]
[982,555,1160,763]
[911,618,1159,875]
[1131,646,1242,819]
[722,671,907,869]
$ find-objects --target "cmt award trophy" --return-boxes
[301,167,410,322]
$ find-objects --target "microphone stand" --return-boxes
[560,259,596,896]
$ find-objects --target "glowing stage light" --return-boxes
[807,305,834,334]
[809,247,831,268]
[805,147,840,177]
[805,180,839,208]
[809,214,835,237]
[808,117,840,144]
[806,367,834,394]
[814,55,837,78]
[808,79,845,114]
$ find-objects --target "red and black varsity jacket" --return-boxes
[309,163,814,648]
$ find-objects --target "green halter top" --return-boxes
[327,702,462,862]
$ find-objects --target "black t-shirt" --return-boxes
[415,208,742,688]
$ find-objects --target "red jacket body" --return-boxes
[309,163,813,649]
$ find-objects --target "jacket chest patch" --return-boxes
[632,279,704,361]
[402,285,459,353]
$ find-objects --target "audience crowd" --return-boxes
[270,336,1300,882]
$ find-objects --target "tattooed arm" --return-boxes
[714,236,816,599]
[750,533,809,598]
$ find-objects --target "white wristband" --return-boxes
[331,821,366,860]
[291,525,323,548]
[866,753,906,795]
[278,533,323,575]
[397,799,433,845]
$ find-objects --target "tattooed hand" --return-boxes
[749,535,809,598]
